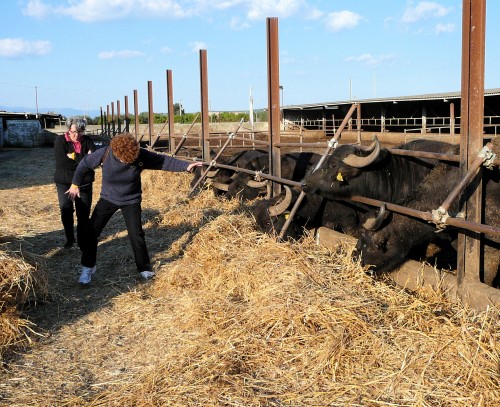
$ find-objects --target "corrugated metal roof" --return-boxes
[284,88,500,110]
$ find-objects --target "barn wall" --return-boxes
[3,120,53,147]
[0,118,4,150]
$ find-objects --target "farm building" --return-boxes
[0,111,63,148]
[282,88,500,138]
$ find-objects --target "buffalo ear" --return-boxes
[372,232,389,250]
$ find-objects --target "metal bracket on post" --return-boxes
[478,144,496,169]
[431,206,450,229]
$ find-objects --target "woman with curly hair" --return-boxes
[66,133,202,284]
[54,117,96,249]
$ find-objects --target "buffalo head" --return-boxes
[301,137,383,199]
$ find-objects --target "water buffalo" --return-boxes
[252,185,366,240]
[355,161,500,288]
[301,138,459,203]
[228,152,322,201]
[190,149,267,197]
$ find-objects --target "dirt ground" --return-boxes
[0,147,498,406]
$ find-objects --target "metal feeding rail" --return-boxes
[277,103,358,240]
[188,119,245,196]
[171,113,200,156]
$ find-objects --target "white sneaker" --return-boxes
[79,266,96,285]
[139,270,155,280]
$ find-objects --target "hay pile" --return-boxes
[0,148,498,406]
[0,248,48,361]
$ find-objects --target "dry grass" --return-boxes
[0,148,498,406]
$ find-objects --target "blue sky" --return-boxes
[1,0,499,117]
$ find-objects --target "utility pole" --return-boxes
[35,86,39,118]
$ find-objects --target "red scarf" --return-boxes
[65,132,82,154]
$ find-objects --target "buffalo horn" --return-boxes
[268,185,293,217]
[362,203,387,231]
[265,182,272,199]
[341,137,381,168]
[206,169,219,178]
[211,181,229,192]
[247,179,269,188]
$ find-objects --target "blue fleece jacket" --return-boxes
[72,147,190,205]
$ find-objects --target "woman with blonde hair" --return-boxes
[67,132,202,284]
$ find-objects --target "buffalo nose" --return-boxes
[300,180,307,189]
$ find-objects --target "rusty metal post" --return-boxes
[106,105,110,137]
[116,99,121,133]
[267,17,281,196]
[457,0,486,285]
[166,69,174,154]
[147,81,154,147]
[357,103,361,144]
[111,102,115,137]
[133,89,139,140]
[99,107,104,135]
[450,102,455,143]
[124,95,130,133]
[199,50,210,160]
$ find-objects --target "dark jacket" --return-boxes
[54,134,96,186]
[72,147,190,206]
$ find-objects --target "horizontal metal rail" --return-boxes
[350,195,500,237]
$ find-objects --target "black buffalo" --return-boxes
[228,152,322,201]
[355,161,500,288]
[252,185,366,240]
[190,149,267,197]
[301,138,459,203]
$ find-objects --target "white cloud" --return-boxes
[21,0,51,19]
[22,0,190,22]
[306,8,324,21]
[435,22,455,34]
[229,16,250,30]
[402,1,452,23]
[246,0,304,21]
[325,10,361,32]
[161,46,173,54]
[21,0,314,26]
[189,41,208,53]
[0,38,52,57]
[345,53,396,68]
[98,50,144,59]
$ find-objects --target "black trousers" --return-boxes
[80,198,151,272]
[56,183,92,245]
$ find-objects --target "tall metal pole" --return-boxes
[35,86,39,118]
[267,17,281,195]
[133,90,139,140]
[147,80,154,147]
[457,0,486,287]
[200,49,210,160]
[166,69,174,154]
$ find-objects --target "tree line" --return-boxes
[81,103,268,125]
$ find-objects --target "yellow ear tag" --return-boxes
[284,213,290,219]
[336,172,344,182]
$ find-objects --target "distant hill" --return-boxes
[0,105,101,119]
